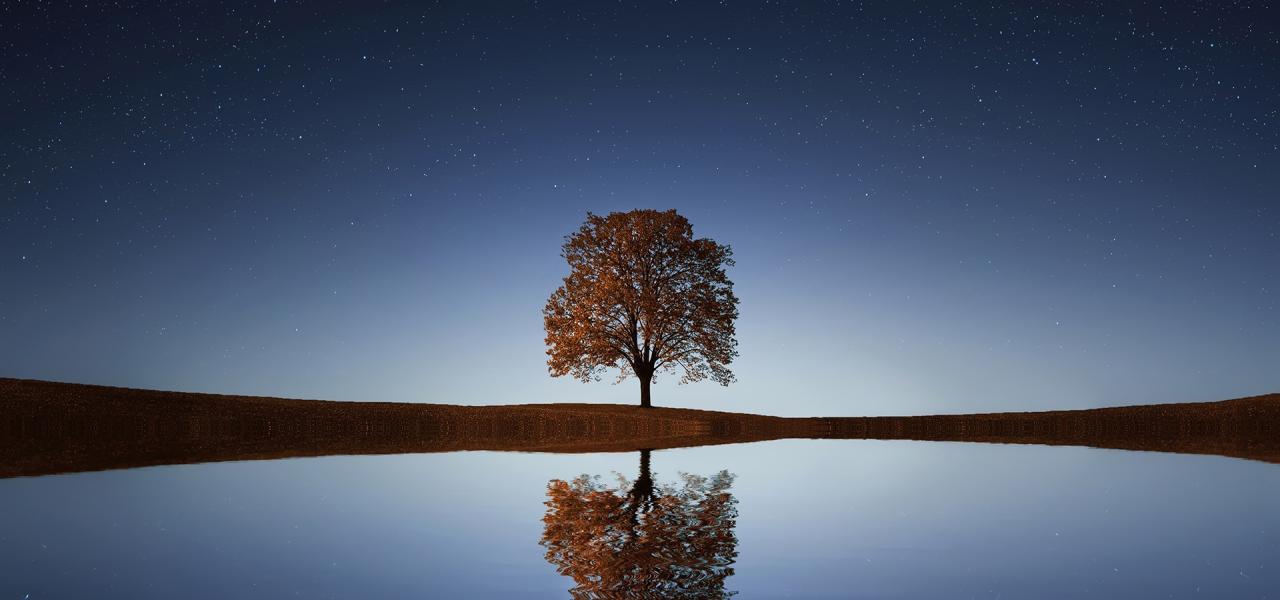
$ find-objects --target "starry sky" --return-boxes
[2,2,1277,416]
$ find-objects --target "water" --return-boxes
[1,440,1277,598]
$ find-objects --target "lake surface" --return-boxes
[1,439,1277,598]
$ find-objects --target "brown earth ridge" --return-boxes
[2,377,1278,478]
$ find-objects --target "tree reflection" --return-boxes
[540,450,739,599]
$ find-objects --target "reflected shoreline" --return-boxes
[3,377,1279,478]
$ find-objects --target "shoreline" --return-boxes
[2,377,1278,478]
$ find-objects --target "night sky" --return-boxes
[2,2,1277,416]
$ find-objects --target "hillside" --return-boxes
[2,378,1277,478]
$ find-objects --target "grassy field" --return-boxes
[2,377,1277,478]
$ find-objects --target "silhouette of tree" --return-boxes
[544,209,739,407]
[540,450,739,599]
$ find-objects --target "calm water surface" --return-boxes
[1,440,1277,598]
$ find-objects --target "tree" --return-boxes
[540,450,739,599]
[543,209,739,408]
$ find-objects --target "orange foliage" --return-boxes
[540,451,739,599]
[544,209,739,406]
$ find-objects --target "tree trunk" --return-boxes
[626,449,656,530]
[637,449,651,481]
[639,374,652,408]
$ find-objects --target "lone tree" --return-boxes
[540,451,740,598]
[544,209,739,408]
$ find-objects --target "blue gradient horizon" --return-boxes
[2,3,1276,416]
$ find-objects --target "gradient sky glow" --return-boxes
[2,2,1277,415]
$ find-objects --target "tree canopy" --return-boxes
[543,209,739,407]
[540,451,739,598]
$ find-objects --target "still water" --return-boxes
[1,439,1277,598]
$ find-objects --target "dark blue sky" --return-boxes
[3,2,1276,415]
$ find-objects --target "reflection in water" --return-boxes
[541,450,739,599]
